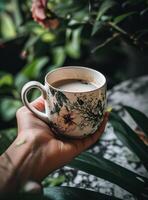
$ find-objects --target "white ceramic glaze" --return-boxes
[21,66,107,138]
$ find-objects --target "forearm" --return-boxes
[0,134,34,194]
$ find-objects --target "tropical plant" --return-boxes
[0,105,148,199]
[0,0,148,81]
[0,0,148,128]
[0,0,148,199]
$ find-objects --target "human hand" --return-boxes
[1,97,108,192]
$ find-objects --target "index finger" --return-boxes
[30,96,45,111]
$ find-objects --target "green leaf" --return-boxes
[109,111,148,170]
[0,13,16,39]
[3,187,121,200]
[0,74,13,87]
[52,47,66,67]
[22,57,48,79]
[41,32,56,43]
[0,98,22,121]
[24,35,40,51]
[0,128,17,154]
[91,21,104,36]
[42,175,66,187]
[69,152,147,195]
[0,133,11,155]
[108,22,128,35]
[43,186,121,200]
[30,89,41,101]
[53,2,84,18]
[91,0,116,36]
[114,12,137,24]
[12,0,23,28]
[66,28,81,59]
[33,26,56,42]
[140,7,148,16]
[33,26,46,35]
[15,73,29,92]
[123,106,148,137]
[96,0,116,21]
[91,33,119,53]
[0,0,5,12]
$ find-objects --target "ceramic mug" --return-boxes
[21,66,107,138]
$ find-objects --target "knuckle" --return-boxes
[16,106,26,117]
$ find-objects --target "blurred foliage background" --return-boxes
[1,0,148,137]
[0,0,148,198]
[0,0,148,165]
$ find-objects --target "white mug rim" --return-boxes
[45,66,106,94]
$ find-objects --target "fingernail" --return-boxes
[106,106,112,113]
[22,181,42,194]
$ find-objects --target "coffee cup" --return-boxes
[21,66,107,138]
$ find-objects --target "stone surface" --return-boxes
[108,75,148,114]
[47,76,148,200]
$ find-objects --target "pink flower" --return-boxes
[31,0,59,29]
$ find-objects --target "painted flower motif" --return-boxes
[31,0,59,29]
[53,107,76,134]
[48,89,106,137]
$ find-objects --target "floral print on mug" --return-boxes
[47,87,106,137]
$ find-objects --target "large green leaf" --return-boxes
[0,133,11,155]
[15,73,29,92]
[0,74,13,87]
[109,111,148,170]
[91,21,104,36]
[0,0,5,11]
[123,106,148,136]
[24,35,40,51]
[22,57,48,79]
[114,12,137,24]
[68,152,147,196]
[43,186,121,200]
[66,28,81,59]
[0,98,22,121]
[13,0,23,28]
[53,2,85,18]
[91,33,119,53]
[1,187,121,200]
[0,128,17,155]
[91,0,116,35]
[52,47,66,68]
[96,0,116,21]
[0,13,16,39]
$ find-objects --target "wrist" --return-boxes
[0,133,35,193]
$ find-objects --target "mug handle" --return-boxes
[21,81,49,123]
